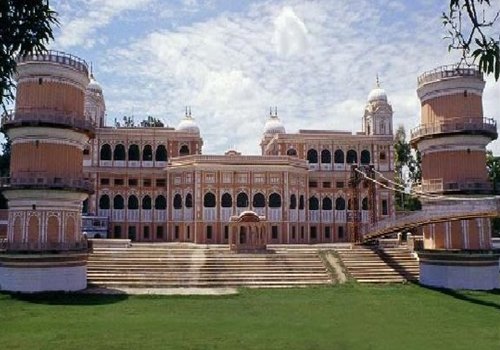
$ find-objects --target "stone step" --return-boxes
[87,280,331,287]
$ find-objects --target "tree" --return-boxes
[486,150,500,193]
[140,116,164,127]
[486,150,500,236]
[394,125,421,211]
[0,1,58,111]
[443,0,500,80]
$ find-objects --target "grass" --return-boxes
[0,284,499,350]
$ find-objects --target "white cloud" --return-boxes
[54,0,152,49]
[273,6,309,57]
[46,0,500,155]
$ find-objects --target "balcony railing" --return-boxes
[410,117,497,141]
[417,64,482,86]
[0,175,93,193]
[5,240,88,252]
[1,109,96,134]
[416,178,492,194]
[16,50,89,74]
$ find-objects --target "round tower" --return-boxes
[411,64,497,194]
[0,51,94,292]
[410,64,499,290]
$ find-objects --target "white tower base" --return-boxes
[418,251,500,290]
[0,254,87,293]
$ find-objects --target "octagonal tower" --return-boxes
[411,64,499,290]
[0,51,94,292]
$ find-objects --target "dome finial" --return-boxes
[376,73,380,88]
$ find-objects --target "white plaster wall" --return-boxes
[0,265,86,292]
[420,262,499,290]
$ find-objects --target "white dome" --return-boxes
[177,115,200,133]
[367,87,387,103]
[264,115,285,135]
[87,75,102,93]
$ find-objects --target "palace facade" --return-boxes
[83,75,396,244]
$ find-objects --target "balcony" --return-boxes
[410,117,497,143]
[416,178,493,194]
[417,64,482,87]
[1,109,96,136]
[16,50,89,75]
[5,240,88,253]
[0,175,93,193]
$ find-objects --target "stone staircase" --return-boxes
[87,243,333,288]
[336,245,419,283]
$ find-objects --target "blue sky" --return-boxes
[48,0,500,154]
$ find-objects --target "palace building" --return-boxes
[83,74,396,244]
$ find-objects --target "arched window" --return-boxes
[253,193,265,208]
[335,197,346,210]
[142,195,152,210]
[155,195,167,210]
[155,145,167,161]
[142,145,153,161]
[100,144,112,160]
[287,149,297,156]
[321,149,331,164]
[179,145,190,156]
[185,193,193,208]
[334,149,344,164]
[299,195,305,210]
[113,144,126,160]
[346,150,358,164]
[362,197,369,210]
[309,196,319,210]
[128,195,139,210]
[289,194,297,209]
[82,198,89,213]
[237,192,249,207]
[307,149,318,163]
[173,194,182,209]
[128,144,140,161]
[113,195,124,209]
[204,192,216,208]
[221,193,232,207]
[269,193,281,208]
[361,150,371,164]
[322,197,332,210]
[99,194,110,209]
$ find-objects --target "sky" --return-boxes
[47,0,500,155]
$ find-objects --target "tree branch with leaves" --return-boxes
[443,0,500,80]
[0,1,58,111]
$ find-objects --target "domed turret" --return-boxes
[177,107,200,134]
[367,87,387,103]
[263,107,285,135]
[363,76,393,136]
[87,74,102,93]
[84,73,105,127]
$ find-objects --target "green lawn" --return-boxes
[0,284,499,350]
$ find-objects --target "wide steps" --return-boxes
[336,246,419,284]
[87,244,332,288]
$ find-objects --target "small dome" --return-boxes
[264,115,285,135]
[367,87,387,103]
[177,114,199,133]
[87,75,102,93]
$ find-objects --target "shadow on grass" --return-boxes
[4,290,129,305]
[421,285,500,311]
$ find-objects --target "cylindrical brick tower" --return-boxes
[0,51,94,292]
[410,64,499,290]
